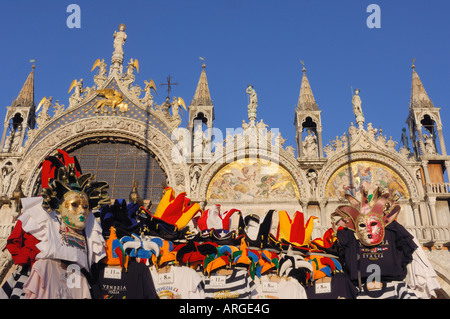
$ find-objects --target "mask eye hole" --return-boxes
[359,223,366,228]
[370,221,378,227]
[71,202,79,208]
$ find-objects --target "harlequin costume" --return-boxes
[10,150,109,299]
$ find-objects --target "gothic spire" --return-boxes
[190,61,213,107]
[410,60,433,108]
[11,63,35,107]
[297,63,318,111]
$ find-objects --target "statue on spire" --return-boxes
[246,84,258,125]
[110,24,127,76]
[352,88,365,128]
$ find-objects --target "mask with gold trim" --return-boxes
[40,149,110,232]
[332,187,401,246]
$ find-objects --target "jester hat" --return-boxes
[151,238,176,268]
[306,254,342,281]
[279,245,313,285]
[40,149,109,213]
[277,210,317,252]
[238,210,281,250]
[332,186,401,246]
[120,233,160,263]
[153,187,202,230]
[311,227,339,255]
[175,240,218,269]
[103,226,128,269]
[257,250,279,276]
[194,204,240,234]
[203,254,231,277]
[100,199,141,238]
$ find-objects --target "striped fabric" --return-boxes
[357,281,418,299]
[0,265,31,299]
[203,268,257,299]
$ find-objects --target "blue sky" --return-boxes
[1,0,450,155]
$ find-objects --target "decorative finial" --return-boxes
[300,60,306,72]
[199,57,206,69]
[30,59,36,69]
[412,58,416,70]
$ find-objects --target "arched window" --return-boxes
[67,140,167,204]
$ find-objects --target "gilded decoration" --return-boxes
[325,160,410,200]
[206,158,299,201]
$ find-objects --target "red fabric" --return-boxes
[6,220,40,266]
[40,149,81,188]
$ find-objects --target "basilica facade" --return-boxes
[0,24,449,297]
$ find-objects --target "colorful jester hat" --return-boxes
[277,210,318,252]
[311,228,338,253]
[104,226,128,269]
[151,237,177,268]
[153,187,202,230]
[175,240,218,269]
[238,210,281,250]
[194,204,240,234]
[232,238,260,279]
[120,234,160,264]
[257,250,279,277]
[332,186,401,246]
[305,254,343,281]
[40,149,110,213]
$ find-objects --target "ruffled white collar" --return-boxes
[19,197,106,270]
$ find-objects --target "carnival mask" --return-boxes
[332,187,400,246]
[60,191,90,232]
[355,213,385,246]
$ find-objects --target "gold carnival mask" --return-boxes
[60,191,90,232]
[332,187,400,246]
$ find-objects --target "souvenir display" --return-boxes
[1,154,440,299]
[332,187,419,297]
[5,150,109,298]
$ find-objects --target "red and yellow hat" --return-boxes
[153,187,202,230]
[277,210,317,248]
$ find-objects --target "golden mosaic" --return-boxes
[207,158,299,201]
[325,160,409,199]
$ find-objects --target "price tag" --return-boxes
[158,272,174,284]
[262,281,278,293]
[209,276,226,286]
[315,282,331,294]
[104,267,122,280]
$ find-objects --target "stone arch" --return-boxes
[19,117,188,198]
[318,151,422,228]
[319,151,420,200]
[197,144,306,205]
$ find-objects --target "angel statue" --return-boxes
[36,96,53,126]
[91,58,107,77]
[123,58,139,87]
[171,97,187,118]
[141,79,157,109]
[68,79,84,108]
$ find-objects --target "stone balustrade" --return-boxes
[426,183,450,195]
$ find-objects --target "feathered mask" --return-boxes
[39,149,110,212]
[332,187,401,246]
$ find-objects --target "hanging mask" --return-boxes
[40,149,110,230]
[355,213,385,246]
[60,190,90,231]
[332,187,401,246]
